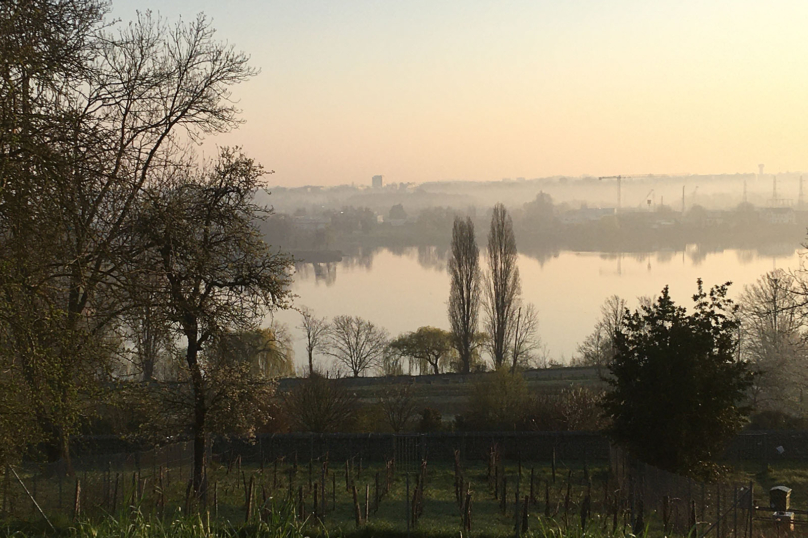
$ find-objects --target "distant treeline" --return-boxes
[260,196,806,262]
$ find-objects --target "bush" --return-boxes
[418,408,442,432]
[462,367,533,431]
[747,410,808,430]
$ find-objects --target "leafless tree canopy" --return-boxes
[326,315,389,377]
[298,306,330,376]
[379,384,418,433]
[282,375,358,433]
[448,216,481,373]
[509,303,540,372]
[484,203,521,368]
[739,270,808,414]
[574,295,627,367]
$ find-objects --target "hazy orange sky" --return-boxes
[114,1,808,187]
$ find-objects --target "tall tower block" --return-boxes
[758,164,765,179]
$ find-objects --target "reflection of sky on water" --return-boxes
[273,245,804,372]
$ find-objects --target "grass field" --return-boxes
[2,457,614,537]
[4,456,808,537]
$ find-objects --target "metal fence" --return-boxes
[610,447,754,537]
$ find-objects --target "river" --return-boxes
[272,244,804,373]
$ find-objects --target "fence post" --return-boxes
[716,484,721,538]
[733,486,738,538]
[73,478,81,522]
[405,473,410,536]
[514,472,521,535]
[463,488,472,533]
[365,484,370,522]
[522,494,529,533]
[632,499,644,535]
[748,481,754,538]
[551,446,556,484]
[2,464,8,517]
[245,475,254,522]
[298,485,305,521]
[352,484,362,527]
[581,494,591,532]
[111,473,119,514]
[322,463,327,517]
[213,481,218,520]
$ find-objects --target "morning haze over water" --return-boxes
[276,245,804,370]
[263,172,808,371]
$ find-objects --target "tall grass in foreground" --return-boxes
[0,499,308,538]
[72,503,307,538]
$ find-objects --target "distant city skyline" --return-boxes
[114,0,808,187]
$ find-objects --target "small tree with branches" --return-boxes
[299,306,330,376]
[326,315,389,377]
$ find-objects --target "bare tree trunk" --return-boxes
[185,330,207,503]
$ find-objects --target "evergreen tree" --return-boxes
[602,280,754,476]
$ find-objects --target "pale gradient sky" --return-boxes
[114,1,808,187]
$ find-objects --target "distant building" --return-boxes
[560,207,616,224]
[372,175,383,188]
[761,207,796,225]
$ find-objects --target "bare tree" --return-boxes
[379,385,418,432]
[135,148,292,500]
[298,306,330,376]
[282,375,358,433]
[326,315,389,377]
[509,303,540,372]
[448,216,481,373]
[574,295,627,367]
[484,203,521,368]
[739,270,808,413]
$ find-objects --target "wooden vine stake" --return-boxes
[352,485,362,527]
[73,479,81,522]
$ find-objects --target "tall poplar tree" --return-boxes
[448,217,481,373]
[484,204,521,369]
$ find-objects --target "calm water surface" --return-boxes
[273,245,804,372]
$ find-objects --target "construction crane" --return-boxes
[642,189,654,209]
[598,174,649,212]
[598,175,623,212]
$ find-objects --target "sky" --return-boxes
[112,1,808,187]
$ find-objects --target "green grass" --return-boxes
[7,457,804,537]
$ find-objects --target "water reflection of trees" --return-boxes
[341,247,376,271]
[415,245,448,272]
[293,243,800,288]
[294,262,338,286]
[376,245,449,272]
[517,244,561,266]
[654,250,676,264]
